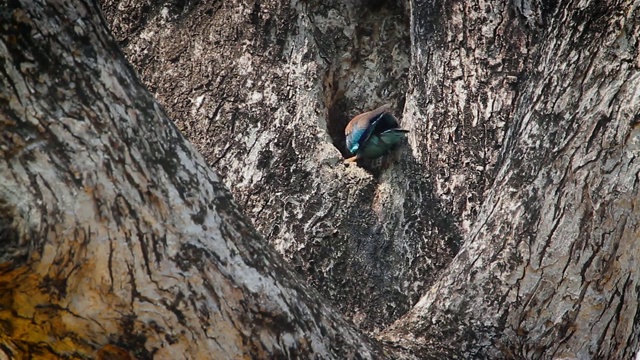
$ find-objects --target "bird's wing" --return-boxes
[345,105,391,153]
[345,122,367,153]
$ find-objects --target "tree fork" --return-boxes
[0,1,383,358]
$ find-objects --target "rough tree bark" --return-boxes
[101,0,464,335]
[103,0,640,359]
[0,1,382,359]
[382,1,640,359]
[2,0,640,359]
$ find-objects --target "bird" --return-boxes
[344,105,409,163]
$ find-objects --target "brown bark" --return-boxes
[0,1,382,358]
[104,0,640,358]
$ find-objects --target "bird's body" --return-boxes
[344,105,409,163]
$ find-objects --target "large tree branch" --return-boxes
[0,1,383,358]
[382,1,640,358]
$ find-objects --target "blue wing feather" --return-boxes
[345,106,389,154]
[346,126,367,153]
[353,113,384,152]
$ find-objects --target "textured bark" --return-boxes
[382,1,640,359]
[101,0,463,335]
[0,1,382,359]
[104,0,640,358]
[3,0,640,358]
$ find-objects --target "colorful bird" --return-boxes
[344,105,409,163]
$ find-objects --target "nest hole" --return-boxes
[327,99,352,159]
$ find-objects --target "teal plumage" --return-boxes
[344,105,408,163]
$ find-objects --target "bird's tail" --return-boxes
[379,129,409,144]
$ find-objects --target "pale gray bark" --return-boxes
[382,1,640,359]
[0,1,382,358]
[104,0,640,358]
[102,0,463,335]
[2,0,640,359]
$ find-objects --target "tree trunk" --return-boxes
[101,0,463,335]
[2,0,640,358]
[103,0,640,358]
[382,1,640,359]
[0,1,382,358]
